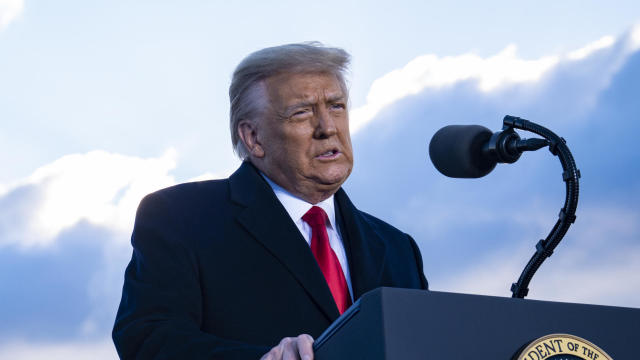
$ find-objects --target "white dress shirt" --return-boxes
[262,174,354,299]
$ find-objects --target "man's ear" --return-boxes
[238,120,265,158]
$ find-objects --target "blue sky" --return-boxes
[1,1,639,358]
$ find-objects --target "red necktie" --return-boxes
[302,206,352,314]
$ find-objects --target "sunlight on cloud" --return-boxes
[0,0,23,29]
[629,23,640,50]
[0,149,178,248]
[350,25,640,134]
[0,149,238,249]
[567,36,615,61]
[350,45,559,133]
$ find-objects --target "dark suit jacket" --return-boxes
[113,161,428,359]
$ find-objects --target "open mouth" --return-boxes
[316,149,340,159]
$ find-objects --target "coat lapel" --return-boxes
[334,188,387,301]
[229,162,341,322]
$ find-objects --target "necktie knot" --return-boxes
[302,206,328,228]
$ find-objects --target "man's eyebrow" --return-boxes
[283,93,347,114]
[284,100,315,114]
[326,93,346,103]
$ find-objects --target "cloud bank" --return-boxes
[350,25,640,133]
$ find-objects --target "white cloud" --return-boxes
[0,0,23,30]
[629,23,640,50]
[567,35,615,61]
[0,339,116,360]
[0,149,179,248]
[350,45,558,133]
[350,26,640,133]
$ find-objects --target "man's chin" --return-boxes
[314,168,351,189]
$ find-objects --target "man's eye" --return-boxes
[292,109,311,117]
[330,103,346,110]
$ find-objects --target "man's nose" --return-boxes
[314,106,338,138]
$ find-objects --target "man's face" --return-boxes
[252,72,354,203]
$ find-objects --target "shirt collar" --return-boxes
[262,173,336,229]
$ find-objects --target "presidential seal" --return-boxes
[517,334,613,360]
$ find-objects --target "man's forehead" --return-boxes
[265,72,346,103]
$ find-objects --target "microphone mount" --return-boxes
[483,126,549,165]
[428,115,580,298]
[499,115,581,299]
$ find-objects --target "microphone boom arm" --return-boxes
[503,115,581,299]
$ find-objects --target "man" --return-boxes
[113,42,428,359]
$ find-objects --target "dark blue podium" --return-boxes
[313,287,640,359]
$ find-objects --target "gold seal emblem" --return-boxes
[517,334,613,360]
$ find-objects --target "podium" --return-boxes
[313,287,640,359]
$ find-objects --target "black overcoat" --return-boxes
[113,161,428,359]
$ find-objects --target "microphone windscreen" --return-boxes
[429,125,496,178]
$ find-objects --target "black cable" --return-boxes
[503,115,581,299]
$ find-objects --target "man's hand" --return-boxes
[260,334,314,360]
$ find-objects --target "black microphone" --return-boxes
[429,124,548,178]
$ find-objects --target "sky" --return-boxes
[1,1,640,358]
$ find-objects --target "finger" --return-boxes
[281,337,300,360]
[260,348,278,360]
[261,339,286,360]
[296,334,314,360]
